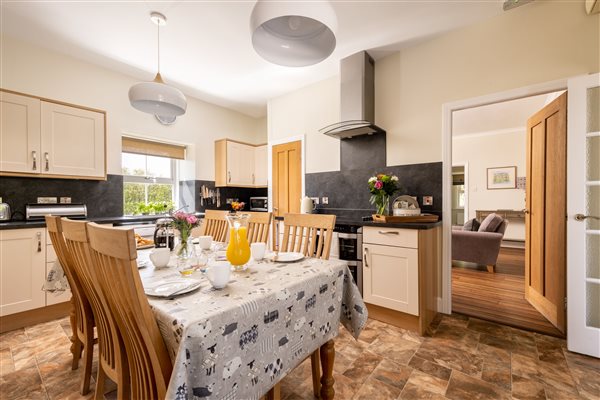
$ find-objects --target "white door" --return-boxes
[0,91,41,174]
[567,73,600,357]
[41,102,105,178]
[0,228,46,316]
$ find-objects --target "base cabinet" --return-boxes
[0,228,46,316]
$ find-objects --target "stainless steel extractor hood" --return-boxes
[320,51,385,139]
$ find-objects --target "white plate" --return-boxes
[144,279,202,297]
[269,252,305,263]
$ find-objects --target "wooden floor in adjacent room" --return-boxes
[452,247,564,337]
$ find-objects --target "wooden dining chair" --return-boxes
[269,213,337,399]
[61,218,130,400]
[45,216,95,395]
[194,209,229,242]
[246,211,273,244]
[280,213,336,259]
[86,223,172,400]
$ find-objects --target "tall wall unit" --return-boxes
[215,139,267,187]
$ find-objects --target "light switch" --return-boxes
[321,197,329,205]
[423,196,433,206]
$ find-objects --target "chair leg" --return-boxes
[487,265,495,273]
[265,383,281,400]
[94,367,106,400]
[71,338,82,370]
[80,336,94,395]
[310,350,321,398]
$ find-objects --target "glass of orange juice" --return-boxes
[226,213,251,271]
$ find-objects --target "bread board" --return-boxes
[371,214,440,223]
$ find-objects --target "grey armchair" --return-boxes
[452,219,508,273]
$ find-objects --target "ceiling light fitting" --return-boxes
[250,1,337,67]
[128,12,187,120]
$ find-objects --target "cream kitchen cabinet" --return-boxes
[45,233,72,306]
[254,145,267,187]
[0,228,47,316]
[0,90,106,180]
[362,225,441,335]
[215,139,267,187]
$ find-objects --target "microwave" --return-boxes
[249,197,268,212]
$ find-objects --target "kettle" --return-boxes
[0,198,11,221]
[300,197,316,214]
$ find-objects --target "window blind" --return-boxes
[122,137,186,160]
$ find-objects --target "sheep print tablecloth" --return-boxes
[138,253,368,400]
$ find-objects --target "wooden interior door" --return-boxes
[272,141,302,218]
[525,92,567,335]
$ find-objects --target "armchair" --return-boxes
[452,219,508,273]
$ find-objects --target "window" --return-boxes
[122,153,177,215]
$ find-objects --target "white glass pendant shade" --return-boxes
[128,74,187,117]
[250,1,337,67]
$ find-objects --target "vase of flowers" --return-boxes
[170,211,200,259]
[368,173,399,216]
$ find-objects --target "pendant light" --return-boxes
[250,0,337,67]
[129,12,187,118]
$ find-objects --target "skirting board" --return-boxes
[0,302,70,333]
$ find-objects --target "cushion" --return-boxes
[463,218,480,232]
[479,213,503,233]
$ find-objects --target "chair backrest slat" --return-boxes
[281,214,336,260]
[197,210,229,242]
[86,223,172,400]
[246,212,272,244]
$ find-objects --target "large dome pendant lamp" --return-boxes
[128,12,187,121]
[250,0,338,67]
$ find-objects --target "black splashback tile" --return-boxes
[305,162,442,216]
[0,174,123,220]
[193,180,267,213]
[340,132,386,171]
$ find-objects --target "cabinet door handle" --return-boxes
[44,152,49,171]
[378,230,399,235]
[32,151,37,170]
[36,232,42,252]
[228,171,231,183]
[252,173,255,184]
[363,247,369,268]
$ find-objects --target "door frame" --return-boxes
[267,135,306,213]
[451,162,469,226]
[440,78,568,314]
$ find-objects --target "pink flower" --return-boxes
[374,180,383,190]
[186,215,198,225]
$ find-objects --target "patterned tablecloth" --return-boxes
[137,252,367,400]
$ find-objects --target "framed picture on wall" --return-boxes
[487,166,517,189]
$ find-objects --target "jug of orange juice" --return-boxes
[226,213,251,271]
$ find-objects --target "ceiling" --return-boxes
[452,92,564,137]
[1,1,505,118]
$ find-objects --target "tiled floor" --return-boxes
[1,314,599,400]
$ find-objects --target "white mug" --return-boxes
[149,248,170,267]
[206,261,231,289]
[197,235,212,250]
[251,242,266,261]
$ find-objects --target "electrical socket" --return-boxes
[37,197,57,204]
[423,196,433,206]
[60,197,71,204]
[310,197,319,205]
[321,197,329,205]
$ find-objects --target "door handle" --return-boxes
[363,247,369,268]
[522,209,530,214]
[378,230,399,235]
[44,152,49,171]
[32,151,37,170]
[574,214,600,221]
[36,232,42,252]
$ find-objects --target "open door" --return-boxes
[525,92,567,335]
[567,73,600,358]
[271,140,302,218]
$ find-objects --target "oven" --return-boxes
[249,197,268,212]
[334,225,363,295]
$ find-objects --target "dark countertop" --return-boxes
[0,213,205,230]
[274,215,442,230]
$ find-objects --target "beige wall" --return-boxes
[453,131,526,241]
[1,35,267,180]
[268,1,600,172]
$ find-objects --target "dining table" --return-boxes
[137,248,368,400]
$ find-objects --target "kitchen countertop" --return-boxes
[0,213,205,230]
[274,215,442,230]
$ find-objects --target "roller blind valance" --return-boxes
[121,137,186,160]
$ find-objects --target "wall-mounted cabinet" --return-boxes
[215,139,267,187]
[0,90,106,180]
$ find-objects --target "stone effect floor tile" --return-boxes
[2,314,600,400]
